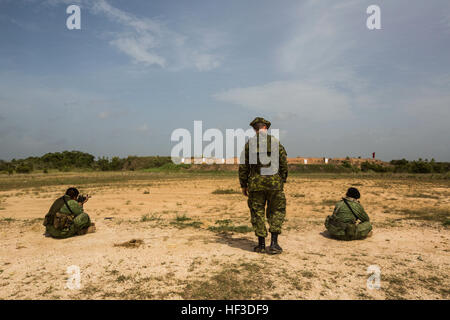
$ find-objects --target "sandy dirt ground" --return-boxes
[0,173,449,300]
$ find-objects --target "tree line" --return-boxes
[0,151,449,174]
[0,151,173,174]
[361,159,450,174]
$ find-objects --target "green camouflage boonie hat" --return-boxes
[249,117,271,129]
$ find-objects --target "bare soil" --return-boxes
[0,173,448,299]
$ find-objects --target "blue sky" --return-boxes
[0,0,449,161]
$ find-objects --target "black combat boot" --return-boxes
[253,236,266,253]
[267,232,283,255]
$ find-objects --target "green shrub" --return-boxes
[15,163,33,174]
[361,161,389,172]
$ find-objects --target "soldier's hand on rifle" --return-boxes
[82,195,90,204]
[242,187,248,197]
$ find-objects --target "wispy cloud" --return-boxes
[41,0,225,70]
[214,81,352,122]
[91,0,223,70]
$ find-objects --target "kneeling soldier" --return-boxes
[325,187,372,240]
[43,187,95,239]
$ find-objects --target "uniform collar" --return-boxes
[344,196,359,203]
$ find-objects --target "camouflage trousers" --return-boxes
[325,215,372,240]
[248,190,286,237]
[45,212,91,239]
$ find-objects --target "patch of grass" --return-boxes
[212,188,240,195]
[180,262,273,299]
[300,270,316,279]
[140,213,162,222]
[116,274,133,283]
[0,217,16,223]
[207,219,253,234]
[384,274,408,299]
[291,193,306,198]
[170,214,203,229]
[174,214,191,222]
[394,207,450,226]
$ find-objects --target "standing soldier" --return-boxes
[239,117,288,254]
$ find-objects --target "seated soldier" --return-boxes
[43,187,95,239]
[324,187,372,240]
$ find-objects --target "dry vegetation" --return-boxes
[0,171,448,300]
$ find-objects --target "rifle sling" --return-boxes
[342,198,359,221]
[62,196,75,216]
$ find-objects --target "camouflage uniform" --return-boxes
[239,122,288,238]
[43,195,91,239]
[325,197,372,240]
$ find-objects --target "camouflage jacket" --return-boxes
[332,197,370,224]
[59,196,84,216]
[43,195,83,227]
[238,133,288,191]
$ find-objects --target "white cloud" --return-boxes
[193,53,221,71]
[110,35,166,67]
[90,0,222,71]
[42,0,224,71]
[213,81,352,122]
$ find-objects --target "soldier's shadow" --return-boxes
[214,232,256,252]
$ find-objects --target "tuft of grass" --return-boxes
[140,213,162,222]
[0,217,16,223]
[116,275,133,283]
[170,214,202,229]
[394,207,449,226]
[292,193,306,198]
[174,214,191,222]
[207,219,253,234]
[212,188,240,195]
[300,270,316,279]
